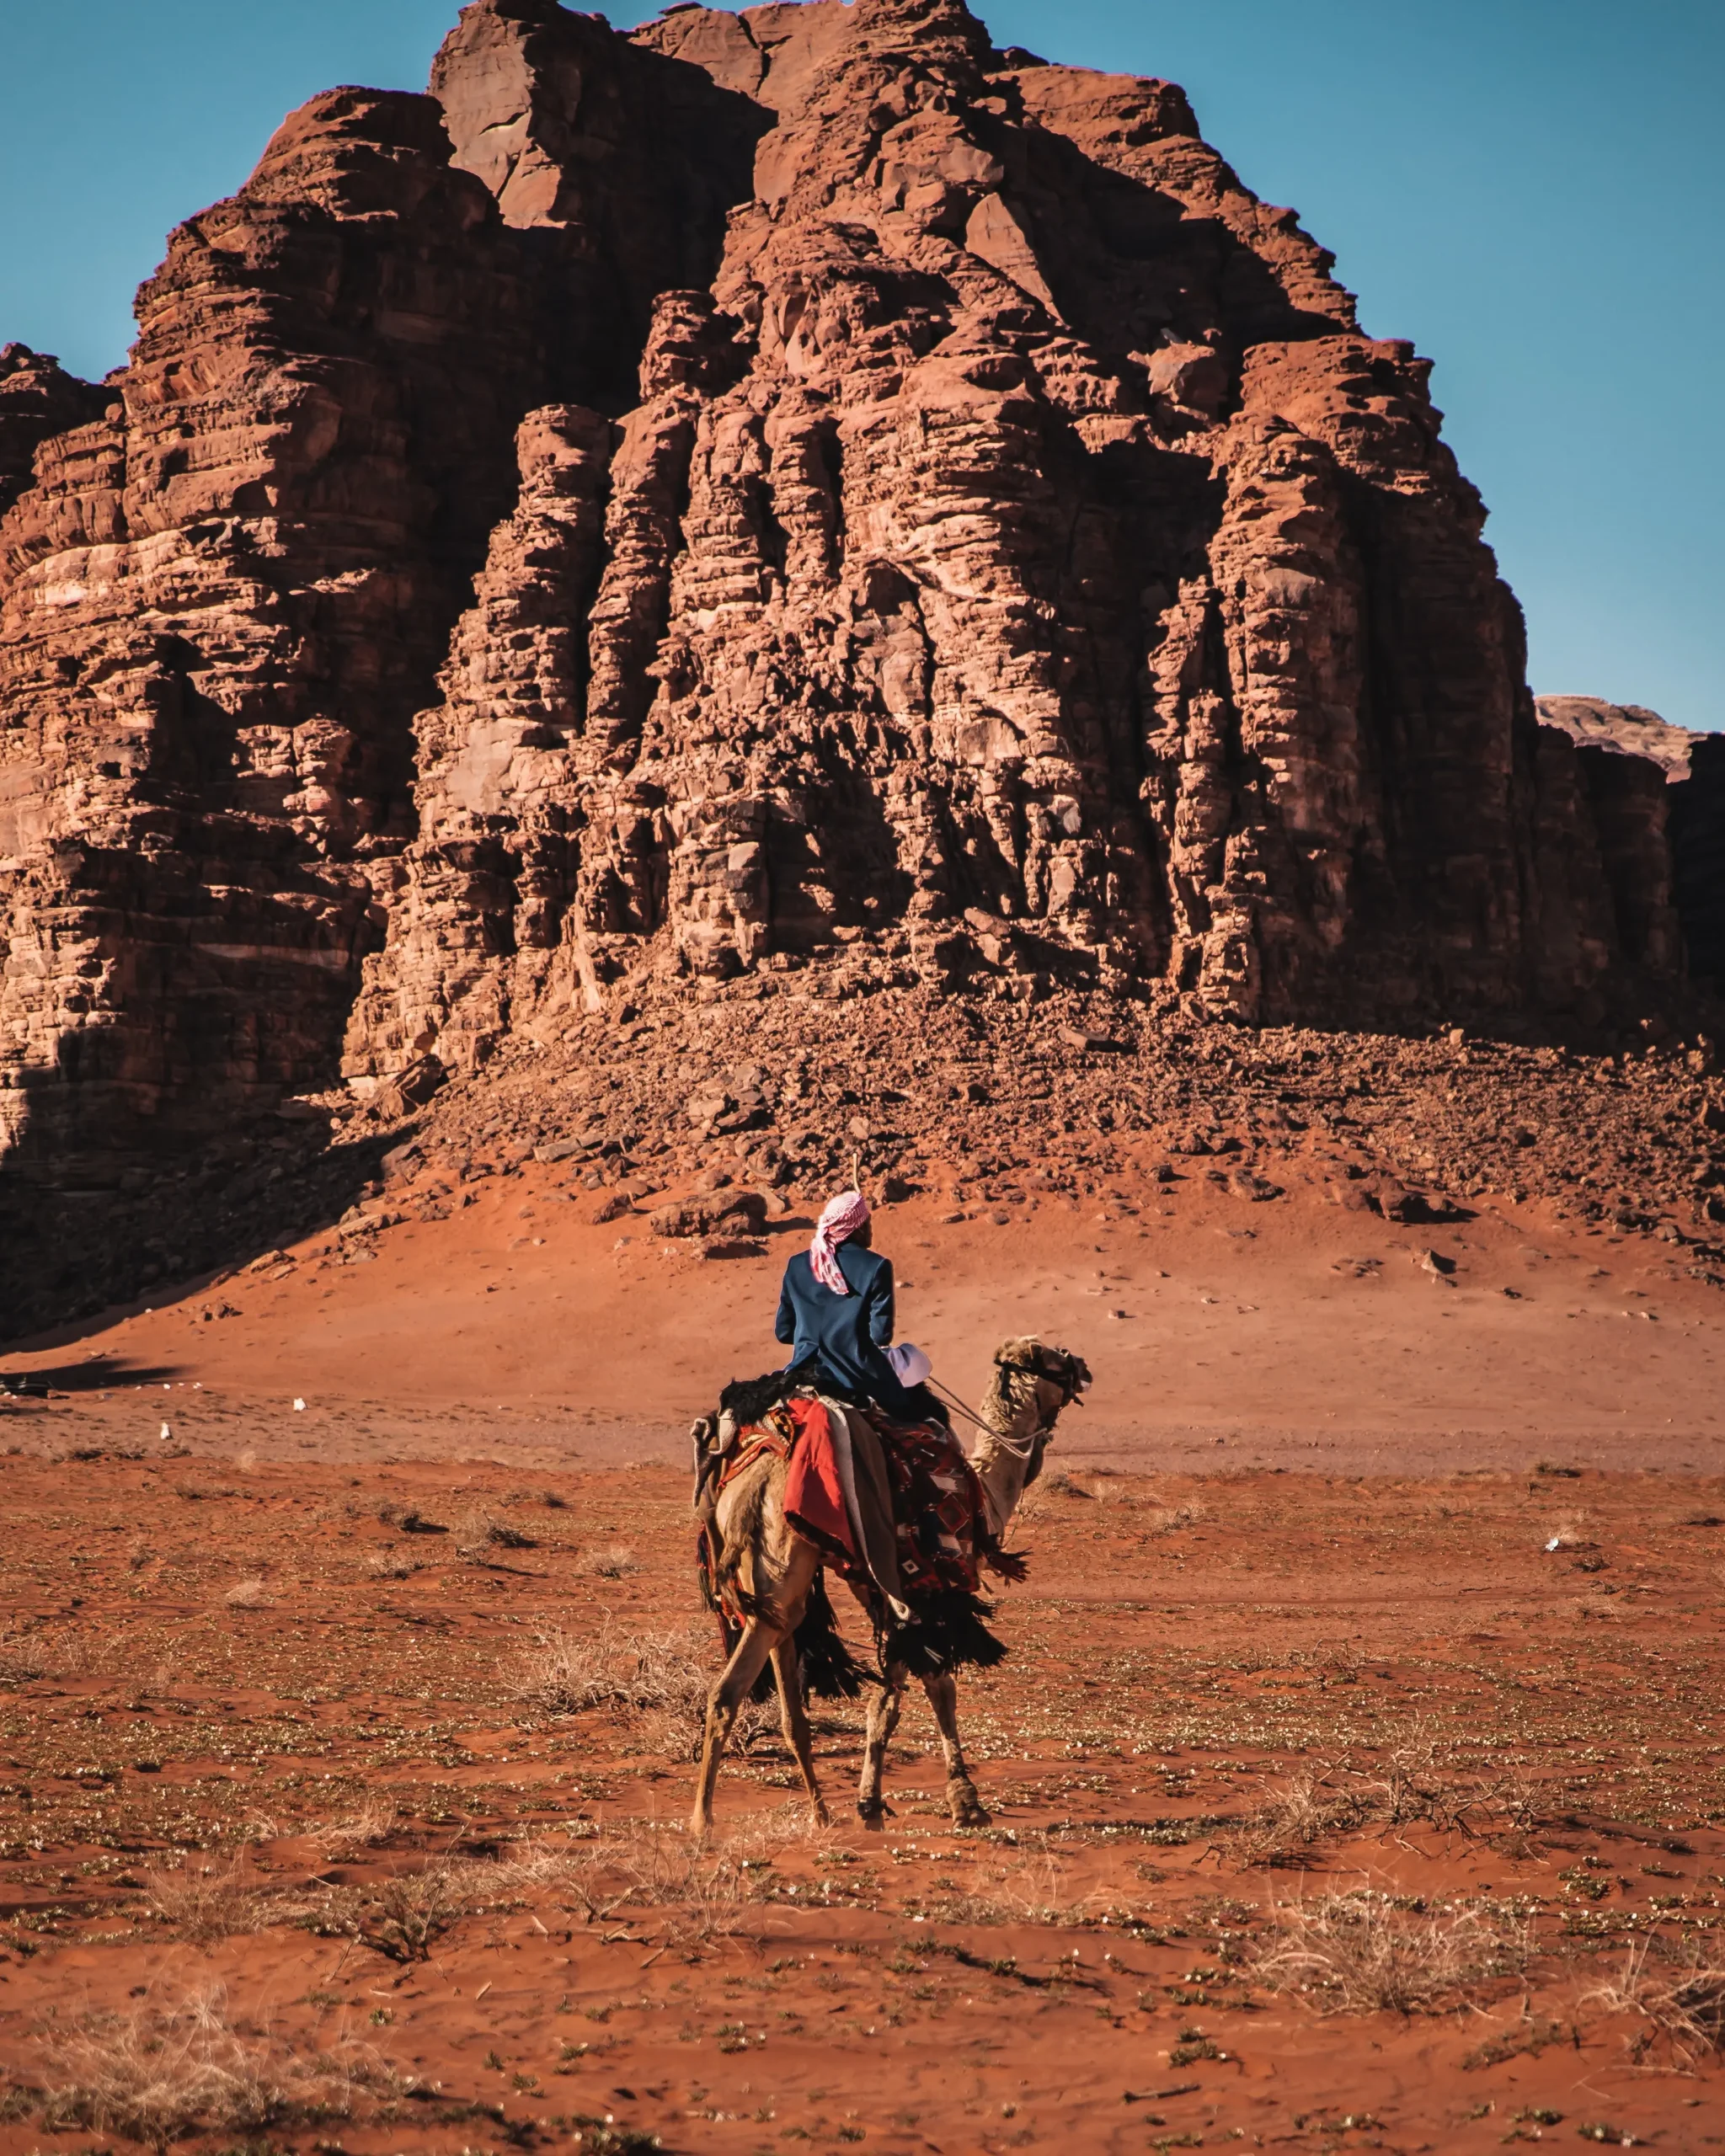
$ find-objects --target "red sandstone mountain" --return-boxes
[0,0,1718,1189]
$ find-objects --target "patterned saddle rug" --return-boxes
[715,1392,1024,1599]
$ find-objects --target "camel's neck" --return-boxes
[967,1396,1049,1540]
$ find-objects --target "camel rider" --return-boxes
[775,1189,947,1427]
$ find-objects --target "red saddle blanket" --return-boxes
[724,1396,1014,1600]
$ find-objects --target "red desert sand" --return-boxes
[2,1171,1722,2152]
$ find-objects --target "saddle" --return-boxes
[691,1365,1027,1676]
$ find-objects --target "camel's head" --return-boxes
[980,1339,1092,1496]
[986,1336,1092,1443]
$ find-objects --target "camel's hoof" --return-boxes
[856,1798,892,1832]
[811,1801,831,1828]
[949,1784,989,1829]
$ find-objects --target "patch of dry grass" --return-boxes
[1147,1498,1209,1534]
[914,1841,1094,1928]
[364,1550,430,1581]
[138,1857,280,1942]
[318,1796,398,1863]
[1253,1892,1530,2015]
[0,1631,51,1686]
[1230,1763,1374,1866]
[454,1508,537,1559]
[1020,1470,1094,1509]
[0,1630,91,1687]
[1582,1934,1725,2065]
[574,1542,641,1577]
[34,1986,379,2143]
[512,1623,774,1757]
[613,1822,749,1947]
[473,1816,825,1951]
[1224,1732,1500,1865]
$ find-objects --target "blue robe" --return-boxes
[774,1241,941,1424]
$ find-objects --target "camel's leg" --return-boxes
[857,1660,907,1828]
[691,1615,782,1838]
[922,1670,988,1828]
[770,1636,829,1827]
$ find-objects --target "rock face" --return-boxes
[347,0,1722,1088]
[0,345,107,520]
[0,88,550,1172]
[1537,696,1725,999]
[0,26,759,1176]
[2,0,1719,1187]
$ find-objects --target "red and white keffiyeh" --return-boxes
[809,1188,871,1294]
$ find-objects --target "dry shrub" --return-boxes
[1091,1474,1154,1503]
[1254,1892,1530,2015]
[0,1630,91,1687]
[1147,1499,1208,1535]
[919,1841,1092,1928]
[1366,1724,1479,1833]
[482,1817,815,1949]
[1477,1766,1544,1856]
[575,1543,641,1577]
[455,1508,537,1559]
[1582,1934,1725,2065]
[35,1985,378,2143]
[1231,1764,1373,1866]
[0,1631,51,1687]
[223,1576,271,1609]
[319,1796,398,1863]
[365,1551,429,1581]
[355,1863,467,1962]
[139,1856,279,1942]
[1030,1469,1093,1505]
[613,1822,748,1947]
[512,1624,774,1758]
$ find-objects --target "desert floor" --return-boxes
[1,1172,1722,2151]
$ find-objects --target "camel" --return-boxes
[689,1337,1092,1838]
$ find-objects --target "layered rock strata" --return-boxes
[1,0,1717,1191]
[0,23,760,1174]
[350,0,1719,1091]
[0,345,106,519]
[1537,696,1725,998]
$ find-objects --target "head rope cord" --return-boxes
[926,1358,1082,1460]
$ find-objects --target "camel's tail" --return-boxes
[708,1575,875,1703]
[793,1575,875,1700]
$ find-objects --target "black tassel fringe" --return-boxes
[884,1588,1009,1677]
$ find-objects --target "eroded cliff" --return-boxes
[347,0,1719,1092]
[0,21,758,1175]
[1,0,1717,1206]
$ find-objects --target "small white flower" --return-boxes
[293,1398,306,1412]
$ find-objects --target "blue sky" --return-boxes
[1,0,1717,729]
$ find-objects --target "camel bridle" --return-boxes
[996,1352,1088,1410]
[976,1351,1089,1460]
